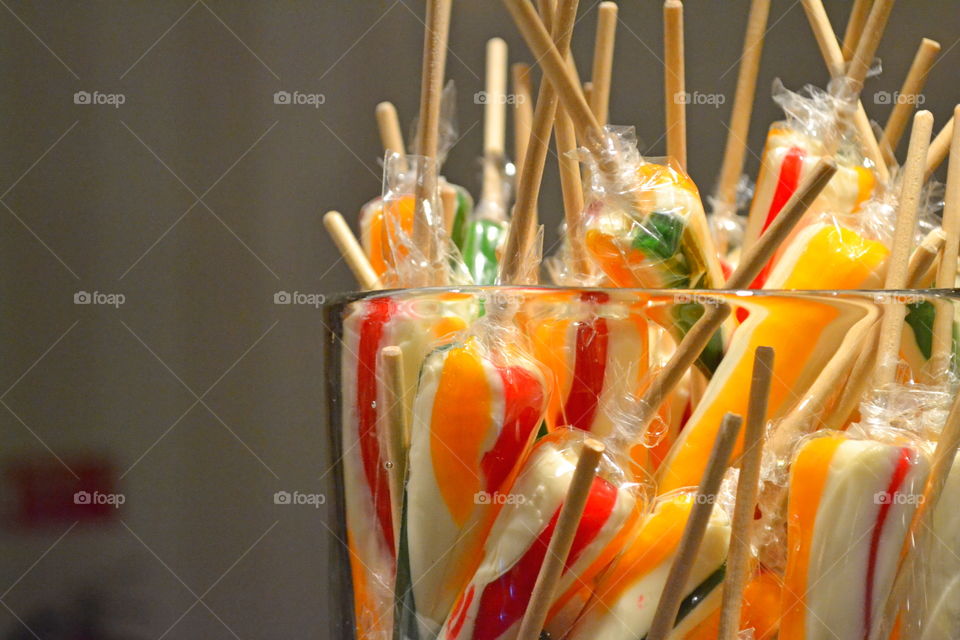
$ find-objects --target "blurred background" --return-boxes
[0,1,957,637]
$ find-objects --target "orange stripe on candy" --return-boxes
[430,340,493,527]
[779,435,844,640]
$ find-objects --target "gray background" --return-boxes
[0,1,957,638]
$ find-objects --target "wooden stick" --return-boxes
[590,2,618,126]
[846,0,895,95]
[555,105,589,276]
[926,115,955,180]
[874,111,933,389]
[800,0,890,183]
[380,346,408,556]
[880,38,940,166]
[482,38,509,204]
[322,211,382,290]
[441,183,458,236]
[717,348,774,640]
[500,0,581,284]
[841,0,874,61]
[516,439,604,640]
[647,413,744,640]
[716,0,772,209]
[909,228,947,287]
[376,102,406,158]
[931,104,960,379]
[512,63,534,179]
[412,0,452,272]
[663,0,686,170]
[633,159,837,432]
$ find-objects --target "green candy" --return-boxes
[449,185,473,251]
[462,217,509,285]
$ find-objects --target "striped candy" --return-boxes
[745,125,876,287]
[530,292,650,438]
[438,430,641,640]
[568,491,731,639]
[780,435,930,640]
[340,295,472,639]
[407,330,548,633]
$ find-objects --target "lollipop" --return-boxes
[779,434,930,640]
[405,309,548,633]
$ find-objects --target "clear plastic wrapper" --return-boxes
[578,128,726,291]
[405,304,549,634]
[359,152,471,287]
[436,428,646,640]
[339,293,476,640]
[745,81,879,286]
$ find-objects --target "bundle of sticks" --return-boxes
[326,1,960,639]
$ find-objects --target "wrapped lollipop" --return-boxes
[527,290,650,437]
[462,38,513,285]
[436,429,644,640]
[360,86,474,285]
[405,302,549,634]
[778,431,930,640]
[339,292,475,639]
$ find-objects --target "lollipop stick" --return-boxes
[512,63,534,179]
[880,38,940,166]
[501,0,581,284]
[555,104,589,275]
[412,0,452,270]
[931,104,960,379]
[841,0,874,61]
[800,0,890,182]
[516,439,605,640]
[926,115,955,180]
[647,413,744,640]
[846,0,894,95]
[322,211,382,290]
[482,38,509,204]
[376,101,406,158]
[716,0,772,209]
[663,0,686,170]
[718,348,774,640]
[380,346,409,555]
[590,2,618,126]
[874,110,933,389]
